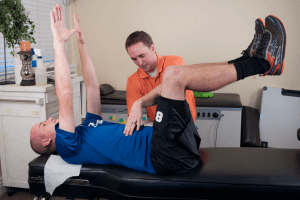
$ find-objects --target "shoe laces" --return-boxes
[253,33,270,58]
[242,36,255,57]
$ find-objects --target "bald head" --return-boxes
[30,118,58,154]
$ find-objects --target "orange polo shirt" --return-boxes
[126,54,196,122]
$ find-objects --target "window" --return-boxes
[0,0,67,82]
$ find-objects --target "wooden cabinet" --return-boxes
[0,76,86,189]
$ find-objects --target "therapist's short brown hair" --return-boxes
[125,31,154,51]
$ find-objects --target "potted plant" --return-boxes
[0,0,36,56]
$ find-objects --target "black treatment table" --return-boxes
[28,147,300,200]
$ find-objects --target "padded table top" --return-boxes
[194,93,242,108]
[28,148,300,199]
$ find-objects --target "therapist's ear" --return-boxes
[150,44,155,52]
[42,138,52,147]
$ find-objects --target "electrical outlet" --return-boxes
[196,109,221,120]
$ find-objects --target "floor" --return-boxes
[0,188,108,200]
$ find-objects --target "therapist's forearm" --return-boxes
[139,85,161,108]
[78,43,99,89]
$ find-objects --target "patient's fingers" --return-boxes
[53,6,58,22]
[75,14,80,25]
[56,5,61,21]
[60,6,64,21]
[73,14,77,27]
[50,11,55,25]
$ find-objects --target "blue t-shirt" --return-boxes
[55,112,156,174]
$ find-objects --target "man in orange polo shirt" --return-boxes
[125,31,196,123]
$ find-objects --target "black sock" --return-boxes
[159,96,190,124]
[228,55,248,64]
[233,57,270,81]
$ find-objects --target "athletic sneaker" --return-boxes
[253,15,286,75]
[242,18,265,57]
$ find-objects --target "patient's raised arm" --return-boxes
[73,13,101,116]
[50,4,77,133]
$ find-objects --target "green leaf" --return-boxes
[0,0,36,49]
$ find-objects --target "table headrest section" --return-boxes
[101,90,127,105]
[100,84,115,96]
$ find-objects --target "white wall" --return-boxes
[66,0,300,110]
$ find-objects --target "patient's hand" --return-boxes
[73,13,86,45]
[124,100,143,136]
[50,4,76,45]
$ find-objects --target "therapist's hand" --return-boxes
[73,13,86,45]
[124,99,143,136]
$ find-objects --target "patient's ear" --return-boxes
[42,138,52,147]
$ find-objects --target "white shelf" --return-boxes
[0,76,83,92]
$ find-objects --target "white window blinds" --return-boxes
[0,0,67,82]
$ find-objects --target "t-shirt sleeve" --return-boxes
[55,123,82,158]
[55,112,102,161]
[126,76,144,116]
[83,112,102,123]
[171,56,185,65]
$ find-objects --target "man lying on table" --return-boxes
[30,5,286,175]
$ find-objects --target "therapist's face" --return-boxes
[127,42,157,73]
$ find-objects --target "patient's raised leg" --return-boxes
[160,15,286,100]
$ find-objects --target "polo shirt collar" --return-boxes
[138,54,164,79]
